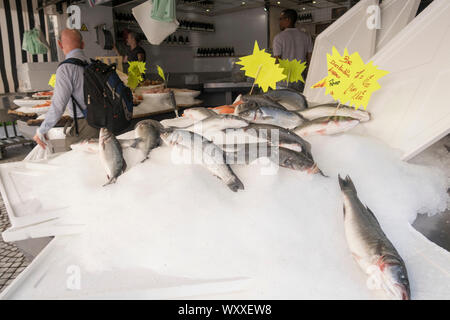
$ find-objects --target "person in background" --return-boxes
[33,29,99,151]
[273,9,313,91]
[114,30,146,63]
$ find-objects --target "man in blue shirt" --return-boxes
[33,29,99,151]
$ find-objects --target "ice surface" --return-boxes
[409,135,450,186]
[5,130,450,299]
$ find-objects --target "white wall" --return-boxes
[57,3,116,60]
[141,7,268,74]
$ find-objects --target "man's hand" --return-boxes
[33,133,48,149]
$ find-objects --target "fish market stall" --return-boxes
[0,0,449,301]
[0,128,449,299]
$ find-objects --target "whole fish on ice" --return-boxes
[133,119,163,162]
[299,104,370,122]
[241,94,287,110]
[99,128,127,186]
[338,175,410,300]
[242,123,311,154]
[161,129,244,192]
[223,143,323,175]
[264,88,308,110]
[293,116,360,137]
[184,114,249,135]
[235,102,305,129]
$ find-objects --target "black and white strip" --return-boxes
[0,0,57,94]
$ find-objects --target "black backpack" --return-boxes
[58,58,133,135]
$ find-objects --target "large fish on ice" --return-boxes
[161,129,244,192]
[338,175,410,300]
[235,102,305,129]
[299,103,370,122]
[99,128,127,186]
[264,88,308,110]
[293,116,360,137]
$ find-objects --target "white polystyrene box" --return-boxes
[304,0,378,104]
[375,0,420,53]
[361,0,450,160]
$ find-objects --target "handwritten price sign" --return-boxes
[312,47,389,110]
[236,41,286,93]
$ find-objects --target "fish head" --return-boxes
[161,129,194,147]
[277,148,315,172]
[354,110,371,122]
[235,103,260,121]
[160,127,176,144]
[99,128,113,141]
[342,117,361,129]
[380,261,410,300]
[135,122,151,136]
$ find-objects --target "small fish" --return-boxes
[99,128,127,186]
[264,88,308,110]
[241,94,287,110]
[293,116,360,137]
[161,129,244,192]
[242,123,311,154]
[236,103,306,129]
[224,143,323,175]
[134,120,163,162]
[338,175,410,300]
[299,104,371,122]
[185,114,249,135]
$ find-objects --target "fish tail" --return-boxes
[102,177,117,187]
[227,176,245,192]
[338,174,357,193]
[317,168,328,177]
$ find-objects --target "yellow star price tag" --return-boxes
[127,61,147,90]
[48,74,56,88]
[236,41,286,92]
[157,65,166,82]
[312,47,389,110]
[278,59,307,84]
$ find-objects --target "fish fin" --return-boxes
[365,206,383,229]
[262,115,274,120]
[122,160,127,173]
[351,252,361,261]
[317,129,326,135]
[338,174,357,193]
[279,143,302,153]
[102,177,117,187]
